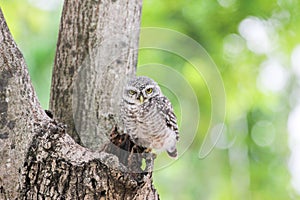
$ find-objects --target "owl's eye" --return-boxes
[128,90,137,95]
[145,88,153,94]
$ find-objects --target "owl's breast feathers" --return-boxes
[154,96,179,141]
[123,96,179,139]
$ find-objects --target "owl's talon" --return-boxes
[144,148,152,153]
[142,152,155,173]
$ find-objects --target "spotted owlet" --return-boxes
[121,76,179,158]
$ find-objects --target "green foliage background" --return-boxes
[1,0,300,199]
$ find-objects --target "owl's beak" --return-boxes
[139,95,144,103]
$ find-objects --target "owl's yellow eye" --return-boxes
[146,88,153,94]
[128,90,136,95]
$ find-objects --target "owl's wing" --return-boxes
[157,96,179,141]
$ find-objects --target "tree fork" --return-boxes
[0,0,160,199]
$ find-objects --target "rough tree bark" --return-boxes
[0,0,159,199]
[50,0,140,149]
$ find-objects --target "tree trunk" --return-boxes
[50,0,140,149]
[0,0,159,199]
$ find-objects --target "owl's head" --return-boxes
[123,76,161,105]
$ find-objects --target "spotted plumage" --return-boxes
[121,76,179,158]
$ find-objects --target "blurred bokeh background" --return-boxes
[1,0,300,199]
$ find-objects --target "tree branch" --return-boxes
[50,0,142,150]
[0,9,49,199]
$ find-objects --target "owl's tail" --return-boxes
[167,149,178,159]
